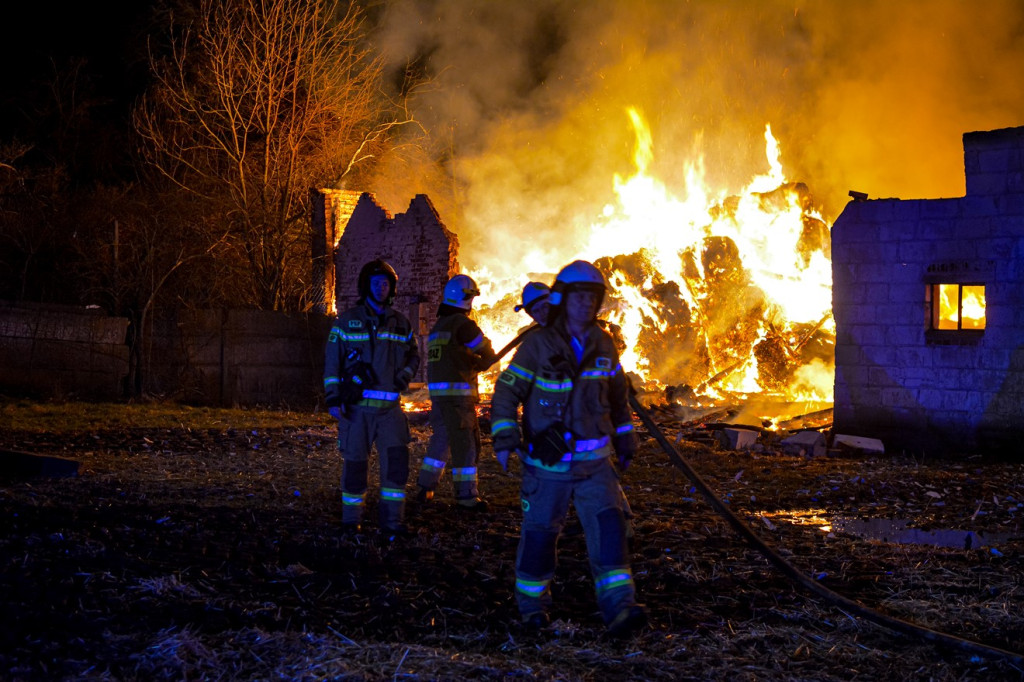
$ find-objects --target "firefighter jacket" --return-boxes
[324,302,420,411]
[491,317,637,472]
[427,310,497,402]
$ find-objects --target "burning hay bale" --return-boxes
[582,176,834,406]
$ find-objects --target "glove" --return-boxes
[328,406,342,421]
[394,367,414,392]
[530,423,572,467]
[614,432,636,472]
[495,449,518,472]
[340,362,378,404]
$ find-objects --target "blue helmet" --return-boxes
[549,260,606,308]
[442,274,481,310]
[514,281,551,313]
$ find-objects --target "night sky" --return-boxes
[0,3,151,140]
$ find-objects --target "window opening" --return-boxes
[929,283,985,331]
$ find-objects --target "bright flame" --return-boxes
[936,284,986,330]
[961,285,986,329]
[470,109,835,405]
[936,284,959,330]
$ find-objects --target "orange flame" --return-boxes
[471,109,834,404]
[937,284,986,330]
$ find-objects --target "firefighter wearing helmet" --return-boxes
[515,281,551,327]
[490,259,646,636]
[416,273,497,510]
[323,259,420,536]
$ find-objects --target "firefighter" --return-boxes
[515,280,635,544]
[324,259,420,536]
[491,259,647,637]
[416,274,498,510]
[515,281,551,327]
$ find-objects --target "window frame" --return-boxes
[925,281,986,345]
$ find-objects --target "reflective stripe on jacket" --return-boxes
[490,317,636,471]
[427,312,496,401]
[324,302,419,409]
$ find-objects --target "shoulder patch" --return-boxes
[347,319,363,329]
[596,356,613,370]
[498,371,517,386]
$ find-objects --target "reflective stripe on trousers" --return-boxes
[339,405,411,526]
[515,457,637,623]
[417,401,481,499]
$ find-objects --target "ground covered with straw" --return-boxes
[1,398,1023,680]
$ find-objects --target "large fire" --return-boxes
[469,110,834,417]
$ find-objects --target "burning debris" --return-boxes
[463,120,836,430]
[321,118,838,433]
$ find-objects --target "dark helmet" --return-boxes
[357,259,398,306]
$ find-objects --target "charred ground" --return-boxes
[1,400,1023,680]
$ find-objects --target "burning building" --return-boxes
[832,125,1024,455]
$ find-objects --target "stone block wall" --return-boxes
[0,301,129,400]
[832,125,1024,455]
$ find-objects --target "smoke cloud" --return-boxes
[367,0,1024,280]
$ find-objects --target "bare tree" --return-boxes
[135,0,415,311]
[69,182,230,397]
[0,141,77,302]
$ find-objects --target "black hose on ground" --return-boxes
[628,393,1024,667]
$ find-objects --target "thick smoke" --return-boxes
[367,0,1024,281]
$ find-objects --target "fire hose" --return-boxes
[488,324,1022,663]
[627,391,1024,667]
[492,324,539,364]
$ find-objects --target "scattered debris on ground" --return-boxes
[1,400,1022,680]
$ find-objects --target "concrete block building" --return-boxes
[832,125,1024,455]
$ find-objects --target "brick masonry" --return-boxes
[311,189,363,314]
[317,191,461,381]
[832,125,1024,454]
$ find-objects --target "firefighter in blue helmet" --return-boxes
[515,281,551,327]
[491,259,647,637]
[516,278,635,544]
[416,274,498,510]
[324,259,420,535]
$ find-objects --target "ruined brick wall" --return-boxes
[832,126,1024,455]
[330,193,459,379]
[311,189,364,314]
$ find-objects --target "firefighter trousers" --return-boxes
[417,399,482,500]
[514,457,637,624]
[338,405,411,528]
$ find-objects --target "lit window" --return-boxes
[928,283,986,331]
